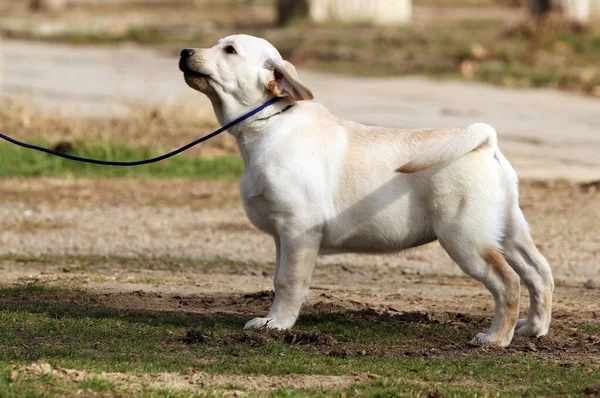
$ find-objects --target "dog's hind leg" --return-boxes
[437,233,521,347]
[497,153,554,338]
[502,202,553,337]
[244,231,321,330]
[433,183,520,347]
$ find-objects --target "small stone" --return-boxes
[525,342,537,352]
[39,363,52,374]
[584,280,597,290]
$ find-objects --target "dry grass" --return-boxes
[0,98,238,156]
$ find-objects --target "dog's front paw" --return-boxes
[514,319,548,337]
[243,317,285,330]
[469,332,512,348]
[244,316,295,330]
[244,317,273,330]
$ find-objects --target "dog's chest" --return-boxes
[239,171,280,236]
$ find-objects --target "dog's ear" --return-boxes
[265,59,314,101]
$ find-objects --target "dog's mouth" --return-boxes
[183,69,209,79]
[179,61,209,79]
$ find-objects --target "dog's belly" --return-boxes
[321,229,436,255]
[321,193,436,254]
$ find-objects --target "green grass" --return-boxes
[0,140,243,179]
[579,323,600,333]
[0,284,598,397]
[15,27,172,46]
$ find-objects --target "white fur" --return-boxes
[180,34,554,347]
[396,123,498,173]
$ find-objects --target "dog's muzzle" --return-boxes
[179,48,208,78]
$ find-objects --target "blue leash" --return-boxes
[0,97,283,167]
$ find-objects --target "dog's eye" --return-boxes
[225,45,237,55]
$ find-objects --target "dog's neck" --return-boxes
[208,96,295,168]
[209,96,294,137]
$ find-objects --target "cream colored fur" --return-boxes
[179,34,554,347]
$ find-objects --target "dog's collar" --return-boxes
[256,104,294,122]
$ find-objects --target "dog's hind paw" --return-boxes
[244,317,276,330]
[514,319,548,337]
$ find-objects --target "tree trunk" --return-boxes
[277,0,310,26]
[529,0,599,22]
[528,0,551,15]
[30,0,67,12]
[277,0,412,26]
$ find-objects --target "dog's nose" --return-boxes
[180,48,195,59]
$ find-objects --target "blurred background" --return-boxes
[2,0,600,89]
[0,0,599,180]
[0,0,598,276]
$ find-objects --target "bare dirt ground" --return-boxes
[0,178,599,284]
[0,178,598,316]
[19,362,373,394]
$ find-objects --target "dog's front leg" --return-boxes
[244,232,321,330]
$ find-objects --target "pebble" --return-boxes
[525,342,537,352]
[584,280,597,290]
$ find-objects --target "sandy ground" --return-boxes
[19,363,374,394]
[0,178,598,287]
[1,40,600,181]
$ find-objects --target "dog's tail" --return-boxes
[396,123,498,174]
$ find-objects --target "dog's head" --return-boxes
[179,34,313,113]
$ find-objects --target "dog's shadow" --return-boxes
[0,284,482,361]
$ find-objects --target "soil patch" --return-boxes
[19,363,371,394]
[1,284,599,364]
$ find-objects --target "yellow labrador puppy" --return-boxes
[179,34,553,347]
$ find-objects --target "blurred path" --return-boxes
[1,40,599,181]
